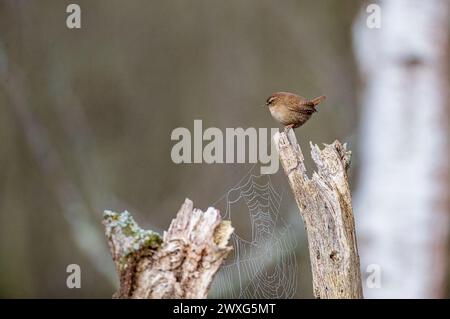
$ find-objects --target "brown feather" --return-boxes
[266,92,326,129]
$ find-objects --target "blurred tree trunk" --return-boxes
[353,0,449,298]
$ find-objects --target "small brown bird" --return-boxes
[265,92,326,130]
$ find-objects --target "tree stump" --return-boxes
[103,198,234,298]
[274,128,363,299]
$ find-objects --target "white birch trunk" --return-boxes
[353,0,449,298]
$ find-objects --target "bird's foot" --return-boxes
[284,124,294,132]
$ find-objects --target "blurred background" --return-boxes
[0,0,448,298]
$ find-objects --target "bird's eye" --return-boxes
[266,97,275,105]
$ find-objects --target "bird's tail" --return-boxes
[311,95,326,106]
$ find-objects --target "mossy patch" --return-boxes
[103,210,162,259]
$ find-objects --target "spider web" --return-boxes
[210,166,298,299]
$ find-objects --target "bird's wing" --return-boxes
[289,95,326,113]
[297,95,326,107]
[297,107,316,115]
[286,103,316,114]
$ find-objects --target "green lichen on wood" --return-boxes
[103,210,162,262]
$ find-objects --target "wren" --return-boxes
[265,92,326,130]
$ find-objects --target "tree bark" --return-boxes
[274,129,363,299]
[103,198,234,298]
